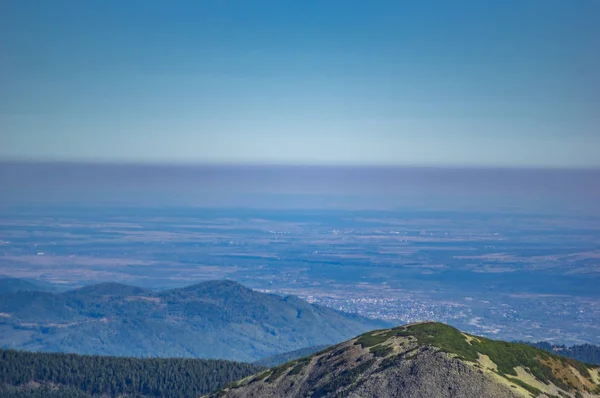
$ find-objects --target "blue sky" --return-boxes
[1,0,599,167]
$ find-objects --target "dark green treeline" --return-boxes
[0,349,261,397]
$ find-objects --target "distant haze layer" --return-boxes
[1,162,598,214]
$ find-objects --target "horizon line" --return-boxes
[2,159,600,172]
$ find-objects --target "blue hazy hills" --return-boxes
[0,279,387,362]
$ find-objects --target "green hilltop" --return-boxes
[355,322,600,395]
[210,322,600,398]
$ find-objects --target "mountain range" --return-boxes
[208,322,600,398]
[0,279,386,362]
[4,322,599,398]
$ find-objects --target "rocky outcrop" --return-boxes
[206,322,600,398]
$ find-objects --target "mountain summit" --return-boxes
[208,322,600,398]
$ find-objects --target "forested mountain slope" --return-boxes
[0,348,261,398]
[0,279,386,361]
[527,341,600,366]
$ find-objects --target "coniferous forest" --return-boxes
[528,341,600,366]
[0,349,261,397]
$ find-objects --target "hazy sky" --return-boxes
[1,0,599,167]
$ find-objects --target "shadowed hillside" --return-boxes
[0,279,387,361]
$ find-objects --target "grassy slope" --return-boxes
[355,322,600,396]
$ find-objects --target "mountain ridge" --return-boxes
[0,277,47,294]
[208,322,600,398]
[0,279,387,361]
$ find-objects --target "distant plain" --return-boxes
[1,203,599,346]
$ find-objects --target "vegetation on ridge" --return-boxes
[207,322,600,398]
[355,322,597,394]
